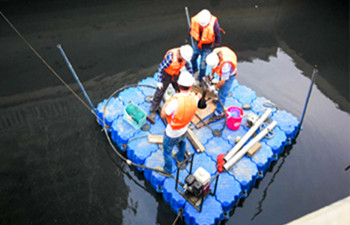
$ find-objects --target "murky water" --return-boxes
[0,0,349,224]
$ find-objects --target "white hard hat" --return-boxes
[177,71,194,87]
[206,52,219,68]
[179,44,193,62]
[198,9,211,27]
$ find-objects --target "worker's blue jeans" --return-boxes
[163,131,187,173]
[191,45,211,82]
[215,75,236,116]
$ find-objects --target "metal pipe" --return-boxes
[189,153,195,175]
[212,174,219,195]
[224,108,272,162]
[224,121,278,171]
[175,166,180,189]
[185,7,195,48]
[299,66,318,128]
[57,44,95,111]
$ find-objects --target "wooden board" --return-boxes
[247,142,261,157]
[187,129,205,153]
[148,134,163,144]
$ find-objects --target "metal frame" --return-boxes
[174,153,220,212]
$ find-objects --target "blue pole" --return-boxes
[185,7,195,48]
[299,65,318,129]
[57,44,95,112]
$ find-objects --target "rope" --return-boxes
[172,209,184,225]
[263,101,279,110]
[101,84,177,178]
[1,11,176,180]
[0,11,98,119]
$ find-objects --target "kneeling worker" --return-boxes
[205,46,238,121]
[149,45,194,119]
[159,71,201,174]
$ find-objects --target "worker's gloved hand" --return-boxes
[204,75,211,81]
[209,85,217,94]
[157,82,163,90]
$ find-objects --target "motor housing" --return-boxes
[246,113,259,127]
[184,167,211,197]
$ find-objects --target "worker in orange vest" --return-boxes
[158,71,201,174]
[205,46,237,122]
[190,9,222,83]
[149,45,194,119]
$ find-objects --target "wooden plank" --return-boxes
[191,99,216,125]
[187,129,205,153]
[247,142,261,157]
[148,134,163,144]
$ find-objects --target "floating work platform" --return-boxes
[96,72,300,225]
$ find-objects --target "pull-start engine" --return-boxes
[183,167,211,197]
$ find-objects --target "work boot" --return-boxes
[193,71,199,80]
[156,166,172,177]
[172,151,187,170]
[149,112,156,120]
[194,79,200,87]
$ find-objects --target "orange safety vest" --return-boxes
[190,14,217,48]
[212,47,237,77]
[163,48,186,76]
[166,93,197,130]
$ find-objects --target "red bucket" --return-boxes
[226,106,243,130]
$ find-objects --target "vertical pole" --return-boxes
[175,167,180,190]
[57,44,95,112]
[189,153,194,175]
[185,7,195,48]
[213,174,219,195]
[199,191,204,212]
[299,66,318,128]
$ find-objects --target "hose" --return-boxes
[101,83,226,179]
[101,84,177,178]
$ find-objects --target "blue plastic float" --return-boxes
[96,73,300,225]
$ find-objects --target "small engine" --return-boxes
[246,113,259,127]
[183,167,211,197]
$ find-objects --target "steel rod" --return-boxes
[57,44,95,111]
[299,66,318,128]
[185,7,195,48]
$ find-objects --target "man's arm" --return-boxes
[215,80,226,89]
[157,52,173,82]
[161,99,177,119]
[214,21,221,46]
[160,101,169,119]
[215,62,232,89]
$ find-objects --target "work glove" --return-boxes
[157,82,163,90]
[209,85,217,95]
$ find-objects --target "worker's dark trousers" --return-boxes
[149,72,180,112]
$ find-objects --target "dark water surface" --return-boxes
[1,0,349,224]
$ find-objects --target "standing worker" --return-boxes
[158,71,200,174]
[190,9,222,83]
[205,46,238,122]
[149,45,194,119]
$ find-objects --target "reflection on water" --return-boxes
[225,47,349,225]
[250,143,293,221]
